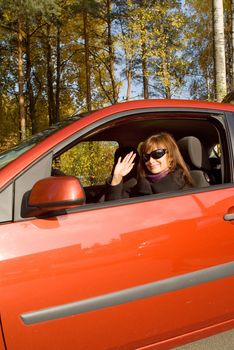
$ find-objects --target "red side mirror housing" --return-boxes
[23,176,85,217]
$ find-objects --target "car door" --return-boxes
[1,183,234,350]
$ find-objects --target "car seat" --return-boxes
[177,136,212,187]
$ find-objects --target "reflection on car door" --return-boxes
[1,187,234,350]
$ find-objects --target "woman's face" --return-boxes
[144,144,170,174]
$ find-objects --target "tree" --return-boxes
[213,0,227,101]
[0,0,60,138]
[231,0,234,87]
[17,17,26,139]
[150,0,188,98]
[113,0,136,100]
[96,0,120,104]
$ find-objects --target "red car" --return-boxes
[0,99,233,350]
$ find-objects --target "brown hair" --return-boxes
[138,132,194,186]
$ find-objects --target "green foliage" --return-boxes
[56,141,118,186]
[0,0,61,19]
[184,0,214,100]
[0,95,19,151]
[0,0,233,150]
[114,0,188,98]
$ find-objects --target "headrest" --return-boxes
[177,136,207,169]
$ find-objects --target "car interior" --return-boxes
[52,110,227,205]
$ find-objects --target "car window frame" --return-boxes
[225,111,234,181]
[0,183,14,222]
[7,107,234,222]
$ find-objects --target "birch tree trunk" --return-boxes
[17,18,26,140]
[83,11,92,111]
[141,40,149,99]
[126,59,132,100]
[119,19,133,101]
[139,0,149,99]
[162,53,171,99]
[232,0,234,87]
[106,0,118,103]
[46,24,56,125]
[213,0,227,101]
[25,22,37,134]
[55,21,61,123]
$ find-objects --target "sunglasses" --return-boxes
[142,149,167,162]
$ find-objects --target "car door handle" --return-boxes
[224,213,234,221]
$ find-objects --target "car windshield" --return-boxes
[0,112,90,170]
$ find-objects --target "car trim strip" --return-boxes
[21,261,234,325]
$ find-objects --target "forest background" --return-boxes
[0,0,233,153]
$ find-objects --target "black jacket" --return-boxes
[105,169,191,201]
[105,176,137,201]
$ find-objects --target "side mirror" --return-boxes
[22,176,85,218]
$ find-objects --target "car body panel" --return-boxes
[0,324,6,350]
[1,187,234,349]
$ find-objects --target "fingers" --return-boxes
[114,152,136,178]
[117,152,136,177]
[117,156,122,165]
[111,152,135,185]
[125,162,134,173]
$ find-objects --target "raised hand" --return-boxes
[111,151,136,186]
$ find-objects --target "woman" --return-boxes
[105,146,139,201]
[105,132,193,201]
[137,132,194,195]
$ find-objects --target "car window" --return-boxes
[209,143,221,158]
[53,141,119,186]
[10,110,231,221]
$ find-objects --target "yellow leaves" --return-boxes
[58,141,118,186]
[170,15,185,28]
[2,10,12,22]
